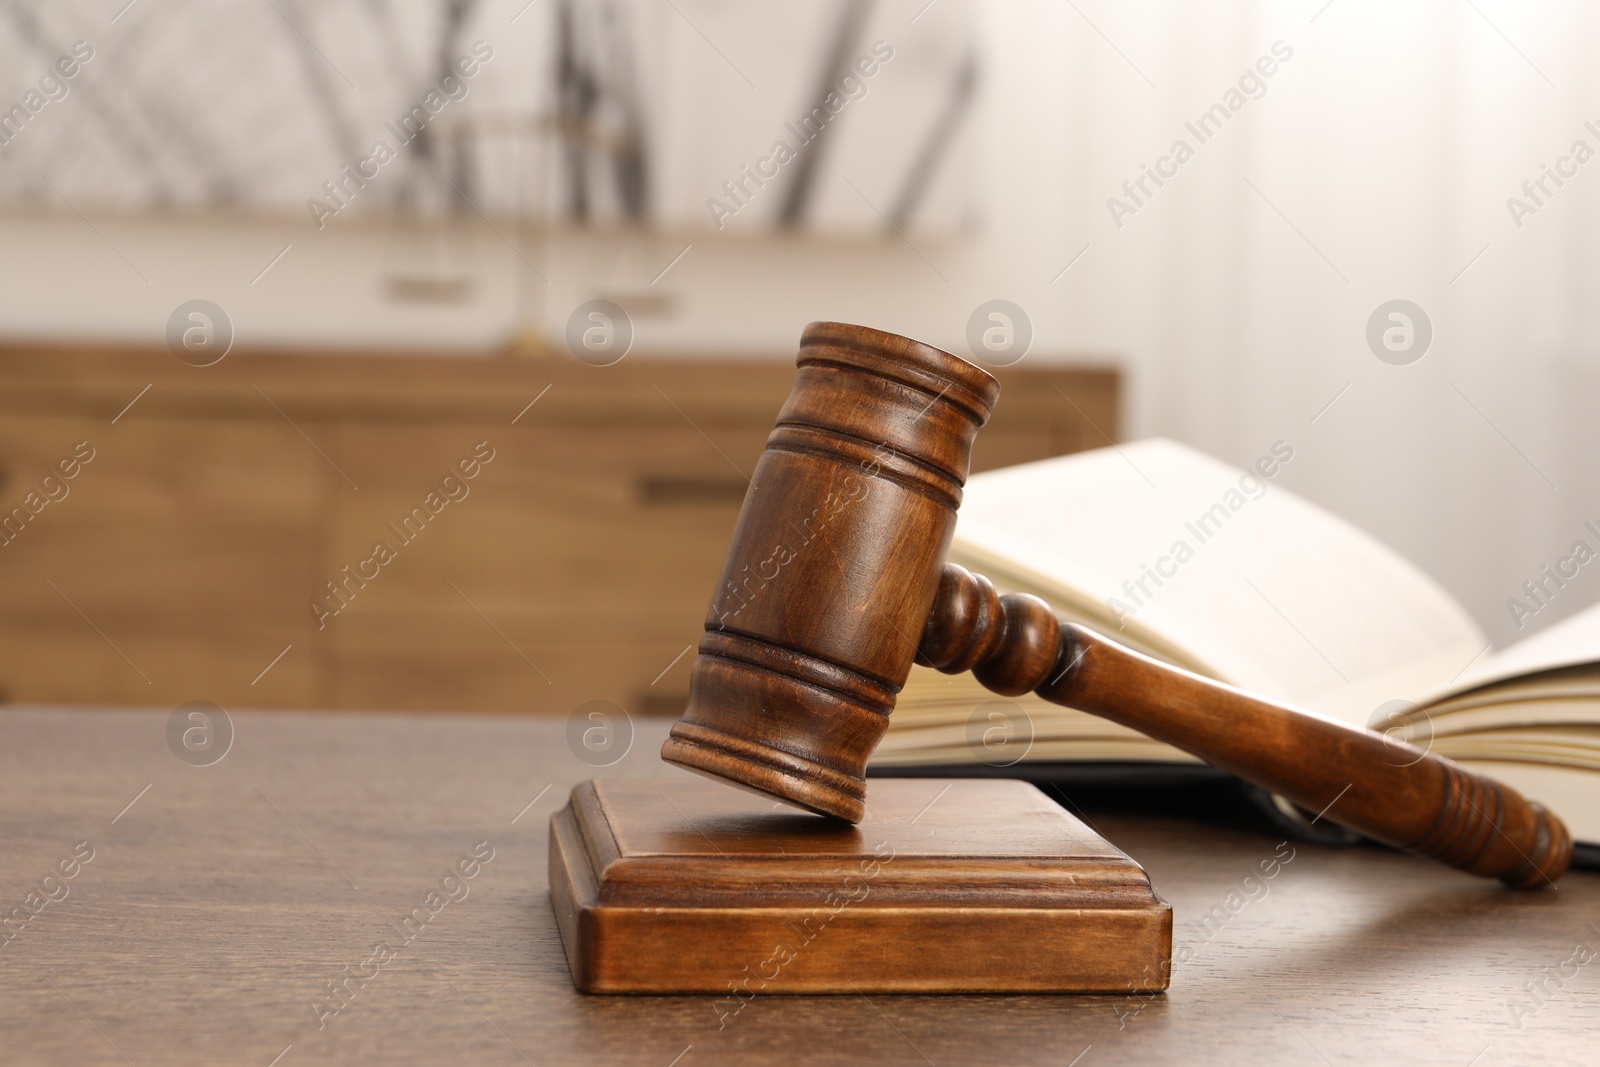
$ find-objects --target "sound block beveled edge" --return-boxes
[548,778,1172,995]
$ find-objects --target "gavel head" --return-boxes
[660,322,1000,822]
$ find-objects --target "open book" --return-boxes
[876,439,1600,850]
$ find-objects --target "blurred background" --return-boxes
[2,0,1597,718]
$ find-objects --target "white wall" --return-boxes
[3,0,1599,649]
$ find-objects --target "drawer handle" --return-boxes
[636,475,748,507]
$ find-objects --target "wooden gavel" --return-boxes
[661,322,1571,887]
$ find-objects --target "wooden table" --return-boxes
[3,708,1596,1066]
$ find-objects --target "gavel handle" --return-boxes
[917,564,1572,887]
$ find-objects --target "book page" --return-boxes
[1419,694,1600,732]
[1423,600,1600,706]
[1431,726,1600,771]
[947,440,1488,725]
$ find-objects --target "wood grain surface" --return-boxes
[550,778,1170,993]
[2,708,1597,1066]
[0,343,1117,716]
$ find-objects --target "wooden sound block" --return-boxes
[549,777,1171,995]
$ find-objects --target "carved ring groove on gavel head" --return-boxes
[660,321,997,822]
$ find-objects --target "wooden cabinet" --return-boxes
[0,345,1117,716]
